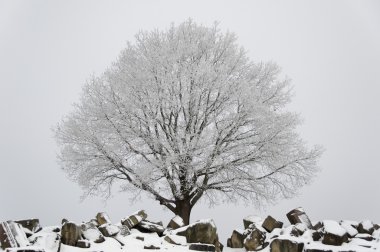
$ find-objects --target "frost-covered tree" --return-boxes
[54,20,322,225]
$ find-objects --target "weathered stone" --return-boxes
[121,210,147,229]
[144,245,161,249]
[175,219,220,252]
[262,216,283,233]
[286,208,312,229]
[76,239,91,248]
[96,212,112,226]
[322,220,348,246]
[98,223,120,237]
[243,216,262,230]
[167,215,184,230]
[136,220,166,236]
[164,235,187,245]
[244,228,266,251]
[357,220,374,235]
[0,221,30,249]
[290,227,302,237]
[61,222,81,246]
[15,219,41,233]
[80,221,105,243]
[322,232,348,246]
[229,229,245,248]
[189,243,215,252]
[270,239,304,252]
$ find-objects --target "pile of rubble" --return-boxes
[227,207,380,252]
[0,210,222,252]
[1,207,380,252]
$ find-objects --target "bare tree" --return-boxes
[54,20,322,225]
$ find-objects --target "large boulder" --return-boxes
[0,221,30,249]
[262,216,283,233]
[60,221,81,246]
[15,219,41,233]
[244,228,266,251]
[286,208,312,229]
[121,210,147,229]
[80,221,105,243]
[321,220,348,246]
[174,219,221,252]
[167,215,185,230]
[340,220,358,238]
[270,239,304,252]
[136,220,166,236]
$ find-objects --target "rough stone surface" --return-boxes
[136,220,166,236]
[189,243,215,252]
[15,219,41,233]
[322,232,348,246]
[244,228,266,251]
[0,221,30,249]
[119,225,131,237]
[121,210,147,229]
[96,212,112,226]
[80,222,105,243]
[243,216,262,230]
[61,222,81,246]
[286,208,313,228]
[270,239,304,252]
[262,216,283,233]
[175,220,220,252]
[229,230,245,248]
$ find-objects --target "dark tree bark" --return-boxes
[174,199,192,226]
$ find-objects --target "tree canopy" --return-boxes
[54,20,322,224]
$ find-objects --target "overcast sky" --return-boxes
[0,0,379,242]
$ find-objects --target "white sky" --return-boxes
[0,0,379,243]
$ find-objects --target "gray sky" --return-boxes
[1,0,379,242]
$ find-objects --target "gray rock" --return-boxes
[322,232,348,246]
[357,221,374,235]
[229,230,245,248]
[262,216,283,233]
[80,221,105,243]
[136,220,166,236]
[270,239,304,252]
[167,215,185,230]
[61,222,81,246]
[286,208,312,229]
[175,219,221,252]
[244,228,266,251]
[121,210,147,229]
[189,243,215,251]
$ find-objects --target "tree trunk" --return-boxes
[174,199,192,226]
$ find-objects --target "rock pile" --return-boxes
[0,211,222,252]
[227,207,380,252]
